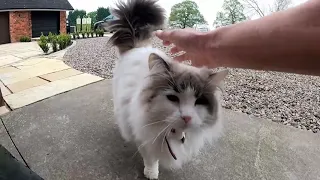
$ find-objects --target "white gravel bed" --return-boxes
[63,36,320,133]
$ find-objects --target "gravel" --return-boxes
[64,37,117,78]
[64,36,320,133]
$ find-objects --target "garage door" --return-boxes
[0,12,10,44]
[31,11,60,38]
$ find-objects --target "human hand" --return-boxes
[155,28,214,67]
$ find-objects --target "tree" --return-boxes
[96,7,110,22]
[213,0,246,28]
[68,9,86,26]
[242,0,292,18]
[169,0,206,29]
[87,11,97,27]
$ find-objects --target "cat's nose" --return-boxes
[181,116,191,124]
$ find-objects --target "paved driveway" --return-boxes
[0,42,103,112]
[0,42,43,61]
[1,80,319,180]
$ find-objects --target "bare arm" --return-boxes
[205,0,320,75]
[156,0,320,76]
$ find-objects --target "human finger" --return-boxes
[163,40,171,46]
[170,46,183,54]
[155,30,174,42]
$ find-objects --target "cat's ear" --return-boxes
[208,69,228,90]
[148,53,170,71]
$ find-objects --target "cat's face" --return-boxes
[141,53,228,134]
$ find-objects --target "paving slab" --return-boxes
[39,68,83,82]
[0,106,10,116]
[0,81,11,96]
[7,77,48,93]
[0,66,19,74]
[0,55,23,67]
[14,51,43,59]
[11,58,52,69]
[0,119,23,163]
[4,73,103,109]
[0,61,70,85]
[1,80,319,180]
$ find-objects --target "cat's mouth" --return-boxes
[165,129,186,160]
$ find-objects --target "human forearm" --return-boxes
[205,0,320,75]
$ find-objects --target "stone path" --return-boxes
[1,80,319,180]
[0,42,103,112]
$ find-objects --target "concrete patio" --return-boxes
[0,42,103,111]
[1,80,319,180]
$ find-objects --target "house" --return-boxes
[0,0,74,44]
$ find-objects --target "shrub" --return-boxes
[57,34,72,50]
[81,31,86,38]
[67,34,72,46]
[47,32,54,43]
[57,35,66,50]
[95,29,104,37]
[39,32,48,42]
[71,33,76,40]
[91,31,94,38]
[38,41,49,54]
[19,36,31,42]
[51,35,58,52]
[38,33,49,53]
[75,32,80,39]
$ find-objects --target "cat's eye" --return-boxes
[195,96,209,106]
[166,95,179,103]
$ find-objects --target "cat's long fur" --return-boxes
[108,0,227,179]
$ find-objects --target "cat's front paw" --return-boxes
[144,167,159,180]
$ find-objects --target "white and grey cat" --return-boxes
[108,0,228,179]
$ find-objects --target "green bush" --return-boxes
[71,33,76,40]
[38,33,49,53]
[19,36,31,42]
[39,33,47,43]
[51,35,58,52]
[75,32,80,39]
[57,34,72,50]
[81,31,86,38]
[57,35,66,50]
[38,41,49,54]
[47,32,54,43]
[95,29,104,37]
[37,32,71,54]
[67,34,72,46]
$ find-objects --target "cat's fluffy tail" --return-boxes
[108,0,165,53]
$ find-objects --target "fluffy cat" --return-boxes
[108,0,228,179]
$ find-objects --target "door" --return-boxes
[0,12,10,44]
[31,11,60,37]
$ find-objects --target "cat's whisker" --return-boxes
[141,120,168,129]
[152,124,170,144]
[161,124,172,152]
[131,139,151,159]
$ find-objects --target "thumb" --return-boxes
[155,30,172,41]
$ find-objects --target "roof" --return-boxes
[0,0,74,11]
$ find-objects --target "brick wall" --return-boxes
[9,11,32,43]
[60,11,67,34]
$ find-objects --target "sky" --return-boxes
[68,0,308,28]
